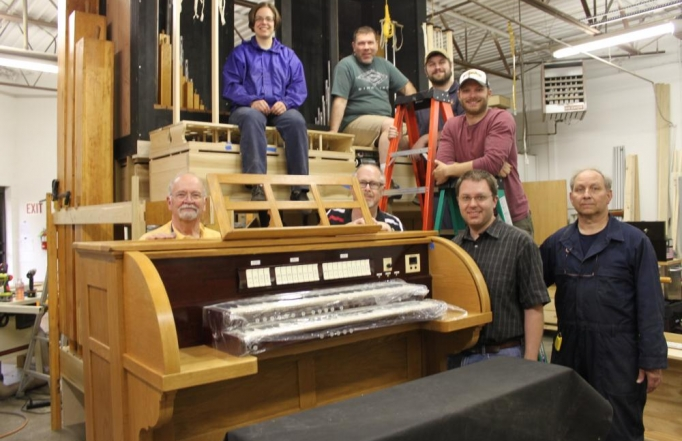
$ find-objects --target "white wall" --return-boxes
[495,37,682,221]
[0,93,57,284]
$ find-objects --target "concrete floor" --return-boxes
[0,359,83,440]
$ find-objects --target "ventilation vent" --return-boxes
[542,61,586,122]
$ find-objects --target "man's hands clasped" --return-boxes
[251,100,287,116]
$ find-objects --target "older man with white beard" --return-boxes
[140,173,221,240]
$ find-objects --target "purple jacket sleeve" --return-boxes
[283,51,307,109]
[222,47,257,107]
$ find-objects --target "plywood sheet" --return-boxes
[67,12,107,193]
[624,154,640,221]
[74,37,114,242]
[522,180,569,245]
[655,83,671,222]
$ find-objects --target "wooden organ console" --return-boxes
[74,230,492,441]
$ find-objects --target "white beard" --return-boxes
[178,205,199,221]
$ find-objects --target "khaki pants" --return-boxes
[343,115,407,147]
[512,212,534,239]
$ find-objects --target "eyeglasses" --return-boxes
[173,192,204,201]
[255,16,274,23]
[457,195,492,204]
[563,254,599,278]
[358,181,383,190]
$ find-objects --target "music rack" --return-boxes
[206,173,383,240]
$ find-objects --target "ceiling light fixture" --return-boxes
[0,47,58,74]
[553,21,678,59]
[0,57,58,73]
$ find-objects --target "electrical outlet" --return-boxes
[383,257,393,272]
[405,253,420,274]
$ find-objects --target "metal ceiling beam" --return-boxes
[520,0,600,35]
[446,10,546,53]
[617,0,631,28]
[427,1,469,21]
[451,57,513,80]
[614,0,640,55]
[0,80,56,92]
[470,30,489,62]
[0,12,57,29]
[22,0,28,50]
[469,0,656,85]
[437,4,543,79]
[467,0,553,49]
[579,0,594,25]
[0,45,57,60]
[491,34,510,75]
[593,0,616,28]
[438,15,465,60]
[591,0,682,27]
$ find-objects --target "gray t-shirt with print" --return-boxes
[332,55,409,131]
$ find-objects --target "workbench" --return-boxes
[0,296,43,382]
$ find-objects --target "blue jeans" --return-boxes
[447,345,525,369]
[229,107,309,191]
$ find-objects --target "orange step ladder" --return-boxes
[380,89,455,230]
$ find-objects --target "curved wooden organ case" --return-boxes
[74,174,492,441]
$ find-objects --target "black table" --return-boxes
[227,357,612,441]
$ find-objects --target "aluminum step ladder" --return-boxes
[16,276,50,398]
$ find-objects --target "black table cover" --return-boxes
[227,357,612,441]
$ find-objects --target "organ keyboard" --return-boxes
[74,230,492,441]
[204,280,430,331]
[207,283,448,355]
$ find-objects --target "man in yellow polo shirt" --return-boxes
[140,173,221,240]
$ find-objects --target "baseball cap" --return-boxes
[459,69,489,87]
[424,48,450,65]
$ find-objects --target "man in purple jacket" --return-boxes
[222,2,309,202]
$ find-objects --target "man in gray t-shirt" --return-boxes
[329,26,416,171]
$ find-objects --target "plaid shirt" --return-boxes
[453,218,549,344]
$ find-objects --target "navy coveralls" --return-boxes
[540,217,667,441]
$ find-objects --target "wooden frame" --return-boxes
[207,173,381,240]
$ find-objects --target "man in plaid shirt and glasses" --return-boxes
[447,169,549,369]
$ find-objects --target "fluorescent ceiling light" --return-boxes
[0,47,58,74]
[554,22,675,58]
[0,56,58,73]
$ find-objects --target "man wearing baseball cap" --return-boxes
[433,68,534,236]
[412,48,464,147]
